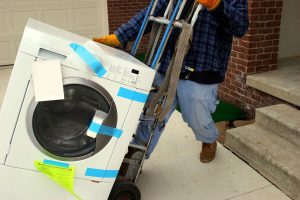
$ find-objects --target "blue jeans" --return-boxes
[133,73,219,158]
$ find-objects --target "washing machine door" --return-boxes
[28,78,118,161]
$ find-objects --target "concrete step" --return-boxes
[225,124,300,200]
[256,104,300,147]
[246,58,300,107]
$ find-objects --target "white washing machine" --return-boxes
[0,19,155,199]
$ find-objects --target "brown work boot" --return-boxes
[200,141,217,163]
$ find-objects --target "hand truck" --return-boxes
[108,1,203,199]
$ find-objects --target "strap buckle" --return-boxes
[184,73,191,80]
[183,66,195,80]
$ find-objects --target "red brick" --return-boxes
[258,15,273,21]
[267,8,282,15]
[257,28,274,34]
[257,53,272,60]
[247,67,256,74]
[264,46,279,53]
[249,1,260,8]
[250,34,265,41]
[250,22,266,29]
[266,21,281,27]
[265,33,280,40]
[257,40,273,48]
[107,0,149,52]
[276,1,283,7]
[260,1,276,8]
[248,48,264,54]
[249,8,267,15]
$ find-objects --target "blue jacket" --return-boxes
[115,0,249,84]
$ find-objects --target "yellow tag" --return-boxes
[34,161,81,200]
[187,67,195,72]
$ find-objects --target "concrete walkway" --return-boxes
[0,67,291,200]
[137,110,291,200]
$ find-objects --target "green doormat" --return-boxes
[177,101,245,123]
[211,101,246,123]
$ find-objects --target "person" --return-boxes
[94,0,249,163]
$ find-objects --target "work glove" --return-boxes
[197,0,221,10]
[93,34,121,47]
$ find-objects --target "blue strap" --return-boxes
[118,87,148,103]
[85,168,119,178]
[69,43,107,77]
[88,122,123,138]
[43,159,69,168]
[131,0,156,56]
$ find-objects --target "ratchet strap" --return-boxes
[147,1,198,122]
[148,22,193,122]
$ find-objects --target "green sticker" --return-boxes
[35,160,81,200]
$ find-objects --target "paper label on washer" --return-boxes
[32,60,64,102]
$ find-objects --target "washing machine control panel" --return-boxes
[105,65,139,87]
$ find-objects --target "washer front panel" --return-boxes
[0,53,34,164]
[5,65,136,182]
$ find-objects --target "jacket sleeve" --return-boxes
[114,0,168,47]
[210,0,249,38]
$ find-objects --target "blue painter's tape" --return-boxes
[118,87,148,103]
[89,123,123,138]
[43,159,69,168]
[131,0,156,55]
[85,168,119,178]
[69,43,107,77]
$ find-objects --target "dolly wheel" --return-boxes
[108,182,141,200]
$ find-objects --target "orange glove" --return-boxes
[197,0,221,10]
[93,34,121,47]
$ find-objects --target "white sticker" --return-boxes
[32,60,64,102]
[86,110,108,138]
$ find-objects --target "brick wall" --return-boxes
[218,0,284,117]
[107,0,150,52]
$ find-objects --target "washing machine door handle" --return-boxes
[94,110,108,126]
[86,110,108,138]
[94,101,118,154]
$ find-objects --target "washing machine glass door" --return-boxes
[29,78,118,161]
